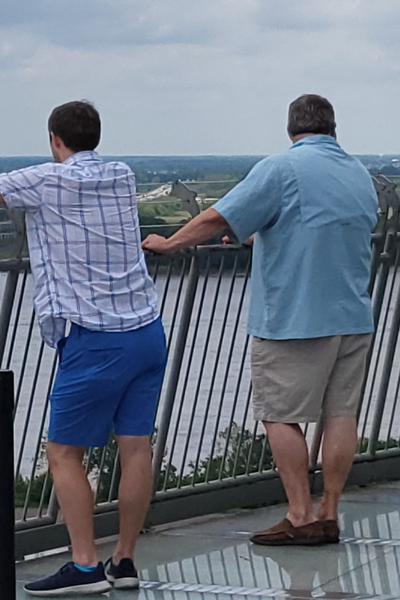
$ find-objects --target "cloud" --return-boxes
[0,0,400,155]
[0,0,222,49]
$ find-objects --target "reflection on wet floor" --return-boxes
[16,482,400,600]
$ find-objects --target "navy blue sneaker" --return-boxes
[23,562,112,596]
[105,557,139,589]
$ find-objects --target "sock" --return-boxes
[74,563,98,573]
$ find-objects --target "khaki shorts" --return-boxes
[251,334,372,423]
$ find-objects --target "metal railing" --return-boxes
[1,176,400,559]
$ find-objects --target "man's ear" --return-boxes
[51,133,62,149]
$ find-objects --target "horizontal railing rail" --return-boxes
[0,174,400,558]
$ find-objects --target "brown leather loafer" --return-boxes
[321,519,340,544]
[250,518,329,546]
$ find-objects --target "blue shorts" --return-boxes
[49,318,167,447]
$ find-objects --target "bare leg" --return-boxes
[47,442,97,566]
[264,422,317,527]
[318,416,358,521]
[113,435,153,564]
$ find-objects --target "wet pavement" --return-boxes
[16,482,400,599]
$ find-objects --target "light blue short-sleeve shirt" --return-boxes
[214,135,378,340]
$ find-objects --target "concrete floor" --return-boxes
[15,482,400,599]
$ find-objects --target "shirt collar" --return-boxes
[63,150,102,166]
[291,135,339,149]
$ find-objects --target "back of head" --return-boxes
[48,101,101,153]
[287,94,336,139]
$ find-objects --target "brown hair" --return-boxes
[287,94,336,138]
[48,101,101,152]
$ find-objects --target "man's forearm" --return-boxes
[164,208,228,252]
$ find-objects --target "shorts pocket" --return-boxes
[57,337,68,369]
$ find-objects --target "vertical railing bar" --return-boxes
[107,448,120,503]
[371,232,395,330]
[152,254,199,493]
[165,258,187,352]
[94,446,109,504]
[245,420,260,475]
[368,239,383,297]
[37,470,52,518]
[35,351,58,518]
[176,257,225,487]
[190,255,237,485]
[356,329,380,430]
[205,255,240,482]
[152,259,186,427]
[21,394,51,521]
[14,308,36,414]
[257,431,270,473]
[163,257,211,490]
[158,258,173,318]
[149,256,160,283]
[219,334,250,479]
[232,383,253,476]
[368,259,400,454]
[0,270,19,367]
[6,271,27,369]
[216,255,251,479]
[85,448,94,474]
[15,340,45,477]
[205,255,250,482]
[46,486,60,524]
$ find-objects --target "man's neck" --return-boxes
[291,132,336,144]
[60,149,77,163]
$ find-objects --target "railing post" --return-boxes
[0,271,19,367]
[0,370,16,600]
[152,255,199,493]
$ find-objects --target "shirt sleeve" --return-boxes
[0,165,47,212]
[212,157,281,243]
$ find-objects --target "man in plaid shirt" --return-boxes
[0,101,167,595]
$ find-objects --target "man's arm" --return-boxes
[142,208,228,254]
[0,165,46,212]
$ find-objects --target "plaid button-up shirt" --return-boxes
[0,151,158,347]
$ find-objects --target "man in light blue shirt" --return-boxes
[143,94,378,546]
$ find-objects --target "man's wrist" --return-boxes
[165,236,180,254]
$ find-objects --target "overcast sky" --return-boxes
[1,0,400,156]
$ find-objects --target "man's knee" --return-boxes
[117,435,152,462]
[47,441,85,471]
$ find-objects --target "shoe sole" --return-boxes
[24,580,112,596]
[250,535,338,546]
[107,573,140,589]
